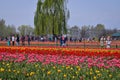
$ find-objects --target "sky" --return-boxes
[0,0,120,29]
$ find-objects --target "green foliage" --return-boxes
[0,19,6,37]
[0,62,120,80]
[18,25,34,36]
[95,24,105,37]
[80,25,89,38]
[34,0,69,35]
[0,19,16,37]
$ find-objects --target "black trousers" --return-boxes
[12,41,14,46]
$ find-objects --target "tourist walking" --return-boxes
[7,36,11,46]
[21,35,25,46]
[16,35,20,46]
[100,36,104,48]
[106,36,112,48]
[12,35,15,46]
[27,35,31,46]
[60,35,63,46]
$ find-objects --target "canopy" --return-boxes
[112,33,120,37]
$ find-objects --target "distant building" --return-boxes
[112,32,120,40]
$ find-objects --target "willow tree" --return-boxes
[34,0,69,35]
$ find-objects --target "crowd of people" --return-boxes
[5,34,68,46]
[7,35,31,46]
[0,34,118,48]
[100,36,112,48]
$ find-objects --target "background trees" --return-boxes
[69,26,80,40]
[34,0,69,35]
[0,19,34,40]
[94,24,105,38]
[69,24,120,41]
[0,18,119,41]
[5,25,16,36]
[0,19,6,37]
[18,25,34,36]
[0,19,16,38]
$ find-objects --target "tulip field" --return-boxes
[0,46,120,80]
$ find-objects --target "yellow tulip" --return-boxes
[8,69,11,72]
[63,74,67,78]
[72,76,75,79]
[53,66,56,69]
[97,73,102,77]
[30,72,35,76]
[2,62,5,65]
[109,74,112,78]
[57,69,61,73]
[0,68,4,72]
[94,76,97,80]
[47,71,51,75]
[95,70,100,73]
[90,72,93,75]
[6,63,9,66]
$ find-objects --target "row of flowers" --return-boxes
[0,46,120,79]
[0,46,120,57]
[0,61,120,80]
[1,52,120,68]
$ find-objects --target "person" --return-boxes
[106,40,111,48]
[21,35,25,46]
[7,36,11,46]
[41,36,44,42]
[60,34,63,46]
[27,35,31,46]
[100,36,104,48]
[62,35,65,46]
[12,35,15,46]
[16,35,20,46]
[106,36,111,48]
[63,35,67,46]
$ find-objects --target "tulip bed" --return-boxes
[0,46,120,80]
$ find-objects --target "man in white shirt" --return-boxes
[12,35,15,46]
